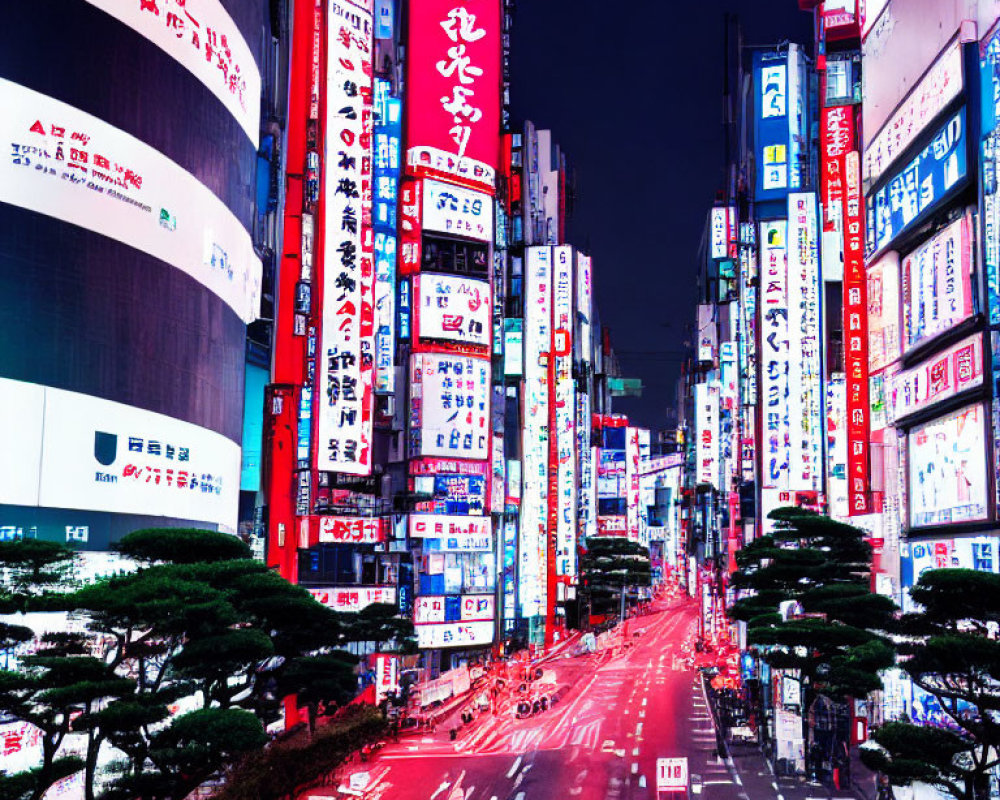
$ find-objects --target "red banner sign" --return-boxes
[404,0,501,191]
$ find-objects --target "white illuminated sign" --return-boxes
[759,220,790,490]
[864,39,963,184]
[409,513,491,538]
[0,378,240,531]
[520,247,550,616]
[408,354,490,460]
[317,2,375,475]
[308,586,396,611]
[84,0,261,145]
[318,515,384,543]
[416,620,493,649]
[0,79,261,323]
[553,246,577,576]
[414,594,494,623]
[415,273,492,347]
[421,179,494,242]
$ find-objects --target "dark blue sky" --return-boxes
[510,1,813,431]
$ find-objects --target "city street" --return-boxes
[316,597,816,800]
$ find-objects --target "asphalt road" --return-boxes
[306,596,772,800]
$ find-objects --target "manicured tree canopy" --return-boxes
[115,528,251,564]
[580,537,652,615]
[730,508,895,698]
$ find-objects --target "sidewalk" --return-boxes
[702,675,873,800]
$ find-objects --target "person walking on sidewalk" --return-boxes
[875,774,896,800]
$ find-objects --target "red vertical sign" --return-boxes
[844,150,870,515]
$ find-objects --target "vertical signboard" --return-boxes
[553,246,576,577]
[760,220,790,489]
[373,80,401,394]
[845,151,870,514]
[754,48,803,201]
[404,0,501,191]
[520,247,550,617]
[695,383,719,488]
[626,426,641,543]
[318,1,375,474]
[787,193,822,491]
[867,251,901,373]
[576,251,596,546]
[820,105,854,281]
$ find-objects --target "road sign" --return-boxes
[656,757,688,792]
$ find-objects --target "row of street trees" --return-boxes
[0,529,413,800]
[731,508,1000,800]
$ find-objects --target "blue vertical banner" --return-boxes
[373,78,401,393]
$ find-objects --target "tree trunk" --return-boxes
[84,732,103,800]
[32,735,58,800]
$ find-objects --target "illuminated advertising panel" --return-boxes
[596,516,626,537]
[576,252,593,366]
[982,26,1000,323]
[374,653,399,705]
[845,151,871,515]
[888,333,984,423]
[503,319,523,375]
[404,0,500,191]
[317,2,375,474]
[867,108,968,257]
[553,245,577,576]
[409,513,491,538]
[0,79,261,323]
[520,247,550,616]
[408,354,490,460]
[83,0,261,144]
[317,515,384,543]
[867,251,901,372]
[710,207,735,260]
[759,220,790,489]
[826,375,849,520]
[373,82,401,394]
[694,384,719,488]
[597,449,625,498]
[431,474,486,514]
[909,404,988,528]
[414,273,491,348]
[0,379,240,531]
[502,520,516,626]
[754,48,803,199]
[787,193,822,491]
[625,427,641,543]
[864,39,963,185]
[577,397,596,545]
[422,179,494,242]
[490,435,504,514]
[901,214,973,352]
[820,105,853,281]
[414,594,494,623]
[308,586,396,611]
[399,180,422,275]
[416,620,493,649]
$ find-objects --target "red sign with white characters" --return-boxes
[404,1,500,191]
[316,515,384,544]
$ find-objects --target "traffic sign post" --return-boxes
[656,757,689,795]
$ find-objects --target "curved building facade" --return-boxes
[0,0,276,549]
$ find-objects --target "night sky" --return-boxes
[510,1,813,432]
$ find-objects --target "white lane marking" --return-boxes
[514,793,526,800]
[430,779,451,799]
[642,698,647,706]
[506,756,522,778]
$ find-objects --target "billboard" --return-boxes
[553,245,577,576]
[0,378,240,531]
[308,586,396,611]
[422,179,494,242]
[901,214,973,353]
[520,247,550,616]
[845,151,871,515]
[82,0,261,144]
[864,38,963,185]
[759,220,790,489]
[414,273,491,348]
[820,105,854,282]
[373,82,401,394]
[0,79,261,324]
[317,1,375,474]
[694,383,719,488]
[596,516,627,537]
[404,0,500,190]
[867,251,901,372]
[415,620,493,649]
[888,333,984,423]
[867,108,968,257]
[503,319,523,375]
[909,404,988,528]
[754,46,804,199]
[317,515,385,544]
[710,207,736,260]
[408,353,490,460]
[625,427,640,543]
[787,194,823,491]
[826,375,849,520]
[414,594,494,623]
[409,513,491,538]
